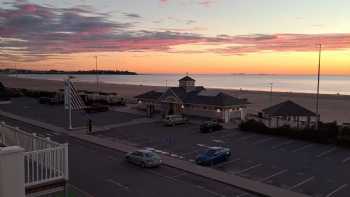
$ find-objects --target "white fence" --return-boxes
[0,122,60,151]
[0,121,69,189]
[24,144,69,188]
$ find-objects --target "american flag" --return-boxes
[64,79,87,111]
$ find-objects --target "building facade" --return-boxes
[252,100,317,129]
[135,76,249,123]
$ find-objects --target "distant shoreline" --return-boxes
[0,69,137,75]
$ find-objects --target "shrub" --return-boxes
[239,119,340,145]
[239,119,268,133]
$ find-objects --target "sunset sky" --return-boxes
[0,0,350,74]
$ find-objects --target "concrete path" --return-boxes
[0,109,311,197]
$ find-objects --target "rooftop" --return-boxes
[179,76,195,82]
[263,100,316,117]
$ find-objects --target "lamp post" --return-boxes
[269,83,273,106]
[315,44,322,130]
[95,56,99,92]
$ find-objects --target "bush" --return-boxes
[18,88,56,98]
[239,119,268,133]
[0,82,21,99]
[239,119,340,145]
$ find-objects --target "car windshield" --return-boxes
[205,149,217,156]
[144,152,159,158]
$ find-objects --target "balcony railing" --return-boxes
[0,121,60,151]
[24,144,68,188]
[0,121,69,191]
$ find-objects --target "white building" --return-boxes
[253,100,317,129]
[135,76,250,123]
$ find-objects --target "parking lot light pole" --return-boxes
[315,44,322,130]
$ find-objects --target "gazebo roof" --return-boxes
[262,100,316,117]
[179,76,195,82]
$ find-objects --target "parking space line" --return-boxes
[234,164,263,174]
[272,140,294,150]
[342,156,350,164]
[236,193,250,197]
[252,137,274,145]
[215,158,241,168]
[325,184,348,197]
[217,132,241,139]
[197,144,210,148]
[236,134,257,142]
[106,179,129,190]
[289,176,314,190]
[316,147,337,158]
[260,169,288,182]
[291,144,314,153]
[212,139,225,143]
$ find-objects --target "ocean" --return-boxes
[11,74,350,95]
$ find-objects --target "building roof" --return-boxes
[184,92,249,107]
[135,90,163,100]
[179,76,195,82]
[262,100,316,117]
[136,87,249,107]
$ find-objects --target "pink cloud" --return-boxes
[1,2,350,62]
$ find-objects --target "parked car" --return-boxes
[125,149,162,168]
[163,114,188,126]
[195,147,231,166]
[200,120,223,133]
[85,104,109,113]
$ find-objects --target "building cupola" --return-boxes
[179,75,195,91]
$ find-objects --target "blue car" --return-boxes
[195,147,231,166]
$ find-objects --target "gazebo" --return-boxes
[261,100,317,129]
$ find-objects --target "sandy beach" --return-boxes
[1,75,349,123]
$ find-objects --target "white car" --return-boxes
[125,149,162,168]
[163,115,188,126]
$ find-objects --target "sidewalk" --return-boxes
[0,110,310,197]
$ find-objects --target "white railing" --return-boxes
[0,122,60,151]
[24,144,69,188]
[0,121,69,189]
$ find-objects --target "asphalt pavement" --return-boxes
[0,115,259,197]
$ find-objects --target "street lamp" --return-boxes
[95,56,100,92]
[269,83,273,106]
[315,44,322,130]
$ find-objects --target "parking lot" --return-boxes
[0,97,142,128]
[100,121,350,197]
[1,97,349,197]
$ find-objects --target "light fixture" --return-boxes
[138,100,142,104]
[181,104,185,109]
[216,108,221,113]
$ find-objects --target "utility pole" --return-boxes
[95,56,99,92]
[269,83,273,106]
[315,44,322,130]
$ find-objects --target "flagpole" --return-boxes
[65,77,73,130]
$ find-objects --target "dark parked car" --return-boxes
[200,121,223,133]
[195,147,231,166]
[125,149,162,168]
[85,104,109,113]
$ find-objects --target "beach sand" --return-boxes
[1,75,349,123]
